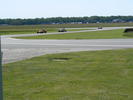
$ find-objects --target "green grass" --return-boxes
[0,28,57,35]
[123,32,133,37]
[16,29,132,39]
[4,49,133,100]
[0,25,89,35]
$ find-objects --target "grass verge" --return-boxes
[0,28,57,35]
[123,32,133,37]
[4,49,133,100]
[16,29,133,39]
[0,27,89,35]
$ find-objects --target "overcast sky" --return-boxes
[0,0,133,18]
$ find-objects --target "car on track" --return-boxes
[58,28,67,32]
[98,27,103,29]
[37,29,47,33]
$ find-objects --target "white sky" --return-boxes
[0,0,133,18]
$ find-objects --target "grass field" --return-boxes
[16,29,133,39]
[0,26,89,35]
[123,32,133,37]
[0,22,133,35]
[0,27,58,35]
[4,49,133,100]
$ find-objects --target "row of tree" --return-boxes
[0,16,133,25]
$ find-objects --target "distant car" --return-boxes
[58,28,67,32]
[37,29,47,33]
[98,27,103,29]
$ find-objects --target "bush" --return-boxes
[123,28,133,36]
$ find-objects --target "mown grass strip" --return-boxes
[4,49,133,100]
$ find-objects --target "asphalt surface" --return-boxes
[2,27,133,64]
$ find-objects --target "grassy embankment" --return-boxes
[4,49,133,100]
[16,29,133,39]
[0,22,133,35]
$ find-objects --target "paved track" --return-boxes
[2,27,133,64]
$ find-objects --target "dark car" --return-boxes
[58,28,67,32]
[98,27,103,29]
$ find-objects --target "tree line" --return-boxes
[0,16,133,25]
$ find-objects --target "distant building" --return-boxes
[112,19,124,23]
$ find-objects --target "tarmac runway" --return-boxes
[2,27,133,64]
